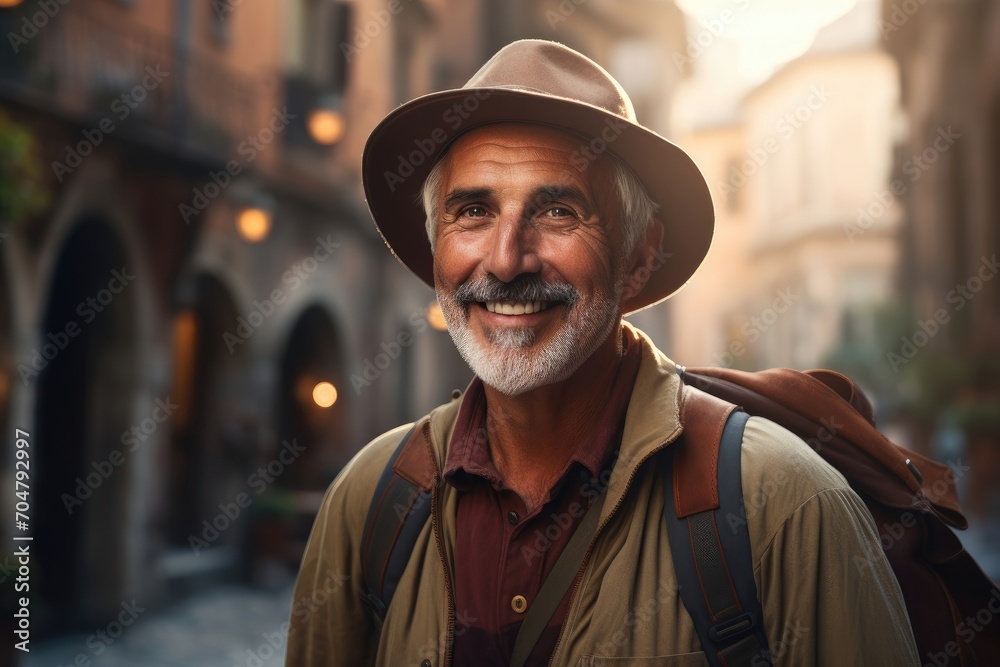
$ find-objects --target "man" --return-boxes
[287,40,919,666]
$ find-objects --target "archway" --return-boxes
[277,305,348,488]
[166,274,249,575]
[256,305,347,573]
[33,219,138,635]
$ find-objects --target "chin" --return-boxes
[450,322,586,396]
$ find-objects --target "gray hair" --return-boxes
[420,152,658,261]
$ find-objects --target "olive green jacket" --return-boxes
[286,325,919,666]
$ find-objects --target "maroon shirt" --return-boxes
[444,328,643,666]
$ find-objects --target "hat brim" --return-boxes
[361,87,715,314]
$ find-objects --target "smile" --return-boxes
[483,300,555,315]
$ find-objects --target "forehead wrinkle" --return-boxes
[439,125,617,220]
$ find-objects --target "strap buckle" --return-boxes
[708,611,757,643]
[360,592,387,632]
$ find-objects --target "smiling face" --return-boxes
[430,123,633,396]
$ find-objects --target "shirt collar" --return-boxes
[443,325,644,492]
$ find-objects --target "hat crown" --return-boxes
[464,40,636,121]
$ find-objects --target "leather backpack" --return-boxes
[358,366,999,666]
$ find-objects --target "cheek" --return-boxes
[539,234,618,290]
[433,234,484,288]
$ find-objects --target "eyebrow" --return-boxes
[527,185,591,213]
[443,187,492,212]
[441,184,594,214]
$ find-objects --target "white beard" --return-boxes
[438,283,624,396]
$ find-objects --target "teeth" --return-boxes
[485,300,550,315]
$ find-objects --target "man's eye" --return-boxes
[544,207,574,218]
[461,205,488,218]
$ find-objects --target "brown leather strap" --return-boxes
[674,385,738,518]
[684,366,966,526]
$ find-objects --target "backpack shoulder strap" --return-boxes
[360,423,433,626]
[664,385,772,667]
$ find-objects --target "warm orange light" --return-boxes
[0,0,24,7]
[307,109,346,146]
[236,207,271,242]
[312,381,338,408]
[428,301,448,331]
[169,311,198,429]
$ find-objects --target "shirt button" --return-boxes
[507,510,519,526]
[511,595,528,614]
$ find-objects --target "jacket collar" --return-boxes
[417,322,684,517]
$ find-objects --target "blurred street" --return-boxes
[0,0,996,662]
[24,583,293,667]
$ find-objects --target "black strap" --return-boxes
[509,487,609,667]
[663,410,772,667]
[360,425,428,625]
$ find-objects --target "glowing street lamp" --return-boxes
[307,94,345,146]
[312,381,338,408]
[236,206,271,243]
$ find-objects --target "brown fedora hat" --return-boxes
[361,39,714,313]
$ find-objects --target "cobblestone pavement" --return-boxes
[23,584,294,667]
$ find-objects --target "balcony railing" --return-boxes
[0,5,262,166]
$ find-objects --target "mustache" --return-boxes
[454,275,579,306]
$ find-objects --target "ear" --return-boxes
[621,218,665,302]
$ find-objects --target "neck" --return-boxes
[481,323,625,508]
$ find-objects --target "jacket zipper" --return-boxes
[426,420,457,667]
[545,430,682,667]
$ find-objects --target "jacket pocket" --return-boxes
[581,653,708,667]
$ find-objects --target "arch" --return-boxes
[276,303,350,488]
[166,272,250,554]
[32,218,139,635]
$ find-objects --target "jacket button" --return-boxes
[507,510,519,526]
[421,661,431,667]
[511,595,528,613]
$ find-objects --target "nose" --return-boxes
[480,211,541,283]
